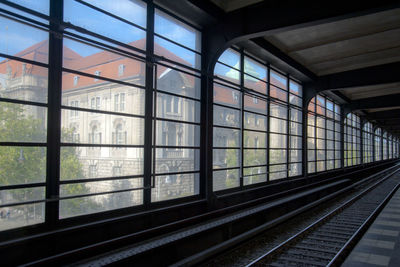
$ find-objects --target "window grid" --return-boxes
[363,122,374,163]
[375,128,382,161]
[307,95,341,173]
[212,50,302,191]
[344,113,361,167]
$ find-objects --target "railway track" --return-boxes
[246,165,400,267]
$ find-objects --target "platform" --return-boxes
[342,187,400,267]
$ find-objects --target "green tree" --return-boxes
[0,102,94,218]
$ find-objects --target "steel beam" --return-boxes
[316,62,400,91]
[345,93,400,111]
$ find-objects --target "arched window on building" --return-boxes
[212,48,302,191]
[307,95,341,173]
[112,123,127,145]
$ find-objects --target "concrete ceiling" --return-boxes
[264,8,400,76]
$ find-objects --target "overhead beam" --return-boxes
[345,93,400,111]
[316,61,400,91]
[367,109,400,120]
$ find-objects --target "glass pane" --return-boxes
[218,49,240,68]
[0,16,48,63]
[244,95,268,114]
[244,131,266,148]
[290,121,302,136]
[152,173,199,202]
[155,121,199,147]
[270,70,287,90]
[289,163,301,176]
[290,149,302,162]
[213,105,240,128]
[244,75,267,94]
[60,146,143,180]
[269,149,287,164]
[308,149,315,161]
[270,103,287,119]
[0,203,44,231]
[213,169,239,191]
[244,173,267,186]
[308,137,315,149]
[317,150,325,161]
[154,148,199,173]
[156,93,200,123]
[213,149,239,169]
[290,136,301,149]
[83,0,146,28]
[270,164,287,180]
[0,103,47,142]
[213,127,240,147]
[289,80,302,96]
[5,0,49,14]
[214,63,240,84]
[64,0,146,50]
[308,162,315,173]
[290,108,302,122]
[270,133,287,148]
[0,60,48,103]
[270,117,287,134]
[0,146,46,185]
[270,86,287,102]
[243,149,267,166]
[244,112,267,131]
[213,83,240,108]
[156,67,200,99]
[244,56,267,80]
[155,9,200,51]
[60,189,143,218]
[289,94,302,107]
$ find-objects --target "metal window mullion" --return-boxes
[286,74,290,177]
[239,50,244,188]
[45,0,63,227]
[143,1,155,206]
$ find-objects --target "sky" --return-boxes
[0,0,199,68]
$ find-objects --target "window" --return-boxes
[307,94,341,173]
[73,76,79,86]
[213,50,302,191]
[363,122,374,163]
[118,64,125,76]
[112,124,126,145]
[344,113,361,166]
[94,70,101,81]
[88,164,97,178]
[375,128,382,161]
[70,100,79,117]
[91,97,101,110]
[89,125,101,144]
[114,93,126,112]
